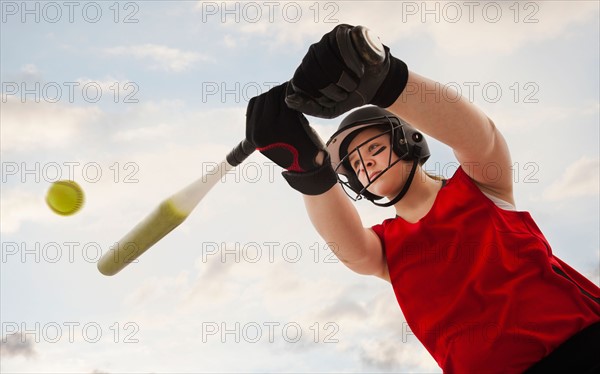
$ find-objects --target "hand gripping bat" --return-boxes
[97,26,385,276]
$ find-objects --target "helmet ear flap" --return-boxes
[389,119,409,159]
[398,121,430,164]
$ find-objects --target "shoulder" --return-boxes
[449,166,516,210]
[371,216,399,239]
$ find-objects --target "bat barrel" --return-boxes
[97,199,188,276]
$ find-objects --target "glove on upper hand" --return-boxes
[285,24,409,119]
[246,82,337,195]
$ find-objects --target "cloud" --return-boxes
[412,1,598,56]
[543,157,600,201]
[0,95,103,153]
[0,332,37,359]
[201,2,598,56]
[359,338,405,370]
[127,271,191,306]
[20,64,40,76]
[103,246,433,372]
[359,337,440,372]
[223,35,237,48]
[112,123,173,142]
[316,298,369,321]
[0,188,51,234]
[74,77,135,95]
[102,44,211,72]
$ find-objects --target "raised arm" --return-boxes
[303,185,388,280]
[386,72,514,204]
[286,24,514,204]
[246,82,388,281]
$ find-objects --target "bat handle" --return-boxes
[349,25,386,66]
[226,139,255,167]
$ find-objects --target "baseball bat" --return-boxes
[97,140,255,276]
[97,25,385,276]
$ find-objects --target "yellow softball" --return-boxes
[45,180,85,216]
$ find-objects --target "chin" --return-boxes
[366,181,401,199]
[366,173,403,198]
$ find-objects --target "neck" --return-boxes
[392,167,443,221]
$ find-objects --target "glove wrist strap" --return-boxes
[282,154,338,195]
[371,57,409,108]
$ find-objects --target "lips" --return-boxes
[369,171,381,180]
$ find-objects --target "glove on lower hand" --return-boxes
[285,24,409,119]
[246,82,337,195]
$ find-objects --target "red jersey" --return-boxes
[372,167,600,373]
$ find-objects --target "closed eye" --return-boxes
[371,145,387,156]
[353,159,361,174]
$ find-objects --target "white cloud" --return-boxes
[0,189,48,234]
[112,123,173,142]
[74,76,131,94]
[414,1,598,56]
[203,1,598,56]
[20,64,40,76]
[115,248,440,372]
[0,95,102,153]
[223,34,237,48]
[0,332,37,358]
[359,337,439,372]
[102,44,211,72]
[543,157,600,200]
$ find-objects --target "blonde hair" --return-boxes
[425,171,445,181]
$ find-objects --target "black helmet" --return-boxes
[326,106,430,205]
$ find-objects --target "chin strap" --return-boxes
[369,158,419,207]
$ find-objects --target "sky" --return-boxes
[0,1,599,373]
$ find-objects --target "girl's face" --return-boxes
[347,127,407,198]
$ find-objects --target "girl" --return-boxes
[245,25,600,373]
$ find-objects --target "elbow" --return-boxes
[483,117,498,153]
[342,252,389,280]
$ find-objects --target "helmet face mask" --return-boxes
[336,124,407,202]
[326,106,430,205]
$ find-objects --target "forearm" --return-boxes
[386,71,513,197]
[303,185,386,277]
[386,72,494,156]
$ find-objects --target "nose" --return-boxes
[357,157,375,177]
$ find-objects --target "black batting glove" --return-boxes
[246,82,337,195]
[285,24,409,119]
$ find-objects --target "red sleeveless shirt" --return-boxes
[371,167,600,373]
